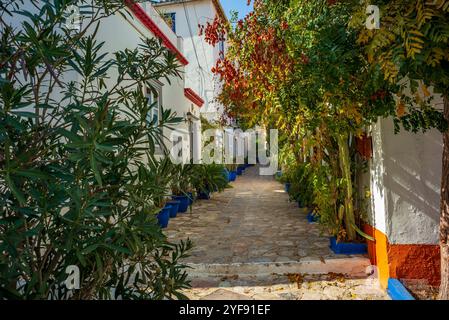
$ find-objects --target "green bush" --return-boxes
[191,164,229,194]
[0,1,192,299]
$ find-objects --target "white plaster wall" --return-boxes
[153,0,225,121]
[378,117,442,244]
[370,99,443,245]
[91,4,193,157]
[369,120,388,234]
[7,1,194,159]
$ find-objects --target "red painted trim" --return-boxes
[184,88,204,108]
[126,1,189,65]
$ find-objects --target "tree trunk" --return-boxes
[439,95,449,300]
[337,132,356,241]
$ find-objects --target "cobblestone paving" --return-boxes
[166,166,389,300]
[166,166,345,264]
[185,274,389,300]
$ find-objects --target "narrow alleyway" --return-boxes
[166,166,389,300]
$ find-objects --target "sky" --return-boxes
[220,0,253,20]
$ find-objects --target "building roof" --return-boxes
[126,1,189,65]
[152,0,228,23]
[184,88,204,107]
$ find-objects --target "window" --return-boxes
[162,12,176,33]
[146,86,161,127]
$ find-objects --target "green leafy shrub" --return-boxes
[0,0,192,300]
[191,164,229,194]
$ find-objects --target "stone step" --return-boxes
[186,256,372,279]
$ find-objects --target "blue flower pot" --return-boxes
[237,167,244,175]
[172,195,189,213]
[285,183,291,193]
[187,192,194,205]
[157,206,171,229]
[198,190,211,200]
[329,237,368,255]
[166,200,180,218]
[223,169,230,182]
[229,171,237,181]
[307,211,320,223]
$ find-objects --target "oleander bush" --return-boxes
[0,0,193,300]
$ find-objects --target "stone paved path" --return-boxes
[166,166,389,300]
[185,274,389,300]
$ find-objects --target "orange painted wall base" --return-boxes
[388,244,440,286]
[363,224,440,288]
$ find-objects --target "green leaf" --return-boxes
[6,174,26,206]
[14,169,49,180]
[90,155,103,186]
[81,244,99,255]
[351,223,375,241]
[11,111,37,118]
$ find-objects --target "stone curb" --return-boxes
[186,257,372,278]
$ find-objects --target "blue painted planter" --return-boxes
[223,169,230,182]
[285,183,291,193]
[307,211,320,223]
[229,171,237,181]
[197,190,211,200]
[157,205,171,229]
[329,237,368,255]
[187,192,194,205]
[166,201,180,218]
[237,167,244,176]
[387,279,415,300]
[172,195,189,213]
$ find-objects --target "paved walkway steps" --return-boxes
[166,166,389,300]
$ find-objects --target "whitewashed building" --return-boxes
[97,2,205,163]
[8,1,205,163]
[153,0,228,122]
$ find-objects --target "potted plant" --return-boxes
[192,164,229,200]
[144,157,177,227]
[277,169,291,194]
[157,204,171,229]
[170,164,194,213]
[187,191,195,205]
[329,236,368,254]
[226,164,238,182]
[236,165,245,176]
[307,210,320,224]
[166,200,180,218]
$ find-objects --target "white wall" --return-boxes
[8,1,197,161]
[94,4,196,159]
[369,120,388,234]
[369,91,443,244]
